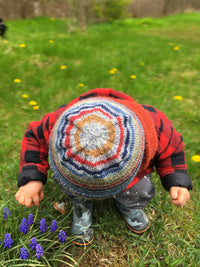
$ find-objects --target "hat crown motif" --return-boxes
[80,121,109,150]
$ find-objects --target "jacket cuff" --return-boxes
[161,172,193,191]
[17,168,47,187]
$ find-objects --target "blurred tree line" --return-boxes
[73,0,132,30]
[0,0,199,24]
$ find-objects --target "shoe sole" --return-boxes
[72,235,94,246]
[125,217,150,235]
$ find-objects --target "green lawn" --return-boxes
[0,13,199,266]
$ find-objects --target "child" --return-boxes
[15,88,192,246]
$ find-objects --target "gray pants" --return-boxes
[52,174,155,209]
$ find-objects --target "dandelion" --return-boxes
[33,105,40,110]
[27,214,34,226]
[40,218,47,234]
[174,46,180,50]
[20,246,29,259]
[174,95,183,100]
[78,83,84,87]
[49,40,54,43]
[140,62,144,66]
[19,218,29,234]
[60,65,67,69]
[130,75,137,79]
[109,69,115,74]
[3,207,11,219]
[35,243,44,259]
[3,40,8,43]
[22,94,28,98]
[109,68,117,74]
[29,101,37,106]
[19,44,26,48]
[30,238,38,251]
[192,155,200,163]
[3,233,14,248]
[14,78,21,83]
[58,230,67,244]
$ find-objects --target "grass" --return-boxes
[0,13,200,266]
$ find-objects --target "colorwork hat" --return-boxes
[49,97,145,198]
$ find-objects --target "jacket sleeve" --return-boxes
[153,108,193,191]
[17,106,66,187]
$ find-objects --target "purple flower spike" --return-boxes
[3,207,11,219]
[40,218,47,234]
[50,220,58,232]
[19,218,29,234]
[30,238,38,251]
[3,233,14,248]
[20,246,29,259]
[35,243,44,259]
[58,230,67,244]
[27,214,34,226]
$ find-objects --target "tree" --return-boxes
[75,0,87,31]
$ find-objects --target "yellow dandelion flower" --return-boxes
[3,40,8,44]
[192,155,200,163]
[49,40,54,43]
[109,68,117,74]
[130,75,137,79]
[174,46,179,50]
[78,83,84,87]
[174,95,183,100]
[14,79,21,83]
[140,62,144,66]
[19,44,26,48]
[60,65,67,69]
[29,101,37,106]
[33,105,40,110]
[22,94,28,98]
[109,70,116,74]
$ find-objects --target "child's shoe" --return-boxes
[116,203,150,234]
[70,197,94,246]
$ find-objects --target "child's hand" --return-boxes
[15,181,44,208]
[170,186,190,207]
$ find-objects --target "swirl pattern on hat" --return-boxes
[49,98,145,198]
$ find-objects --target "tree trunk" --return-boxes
[76,0,87,31]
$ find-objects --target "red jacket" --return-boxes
[17,89,192,192]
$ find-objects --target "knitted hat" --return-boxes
[49,97,147,198]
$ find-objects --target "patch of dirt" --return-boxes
[58,233,139,267]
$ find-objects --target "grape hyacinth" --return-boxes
[58,230,67,244]
[3,233,14,248]
[27,213,34,226]
[40,218,47,233]
[20,246,29,259]
[50,220,58,232]
[19,218,29,234]
[30,238,38,251]
[35,243,44,259]
[3,207,11,219]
